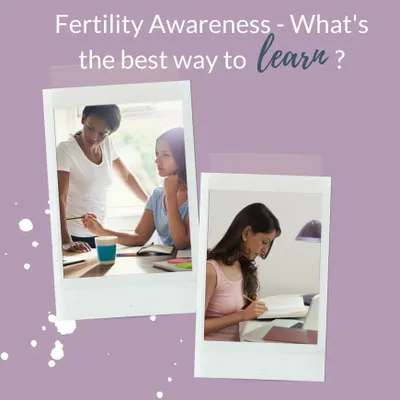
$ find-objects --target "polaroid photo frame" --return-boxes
[42,80,198,320]
[194,173,331,382]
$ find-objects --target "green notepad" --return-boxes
[175,262,192,270]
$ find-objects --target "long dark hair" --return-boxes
[207,203,281,300]
[156,127,187,185]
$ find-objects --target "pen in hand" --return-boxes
[65,216,85,221]
[242,295,268,319]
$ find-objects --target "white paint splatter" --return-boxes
[1,352,8,361]
[31,340,37,348]
[48,360,55,368]
[50,341,64,361]
[24,263,30,270]
[174,362,177,366]
[15,202,18,205]
[168,377,172,382]
[48,314,56,323]
[156,392,163,399]
[42,326,46,331]
[4,253,7,256]
[19,219,33,232]
[32,241,39,247]
[180,339,183,342]
[48,314,77,335]
[45,209,50,214]
[150,315,156,321]
[55,320,77,335]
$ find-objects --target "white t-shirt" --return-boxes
[56,134,119,237]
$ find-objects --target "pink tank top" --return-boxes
[205,259,246,342]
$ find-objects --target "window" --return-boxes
[53,100,184,223]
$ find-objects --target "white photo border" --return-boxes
[194,173,331,382]
[43,80,198,321]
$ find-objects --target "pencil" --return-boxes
[66,216,84,221]
[116,253,137,257]
[243,295,253,303]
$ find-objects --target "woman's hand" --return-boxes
[81,213,105,236]
[164,174,180,198]
[62,241,91,253]
[242,300,268,321]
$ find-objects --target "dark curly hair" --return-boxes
[207,203,281,301]
[81,104,122,134]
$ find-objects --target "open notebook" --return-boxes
[257,295,308,319]
[116,244,175,257]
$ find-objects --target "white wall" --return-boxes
[54,108,81,142]
[207,190,322,297]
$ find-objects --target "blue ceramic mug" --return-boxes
[95,236,118,265]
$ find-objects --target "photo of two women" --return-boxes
[54,101,191,259]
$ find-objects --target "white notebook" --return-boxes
[257,295,308,319]
[63,253,90,266]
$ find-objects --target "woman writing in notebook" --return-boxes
[204,203,281,342]
[82,127,190,250]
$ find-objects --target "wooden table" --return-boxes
[63,249,176,278]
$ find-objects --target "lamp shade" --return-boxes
[296,220,321,243]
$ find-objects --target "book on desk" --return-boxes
[63,251,96,266]
[152,249,192,272]
[63,256,87,266]
[116,243,175,257]
[263,326,318,345]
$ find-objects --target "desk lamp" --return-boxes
[296,220,321,243]
[296,219,321,305]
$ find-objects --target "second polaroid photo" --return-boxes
[43,80,198,320]
[195,173,331,382]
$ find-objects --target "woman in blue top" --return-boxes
[82,127,190,249]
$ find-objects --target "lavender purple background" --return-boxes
[1,0,398,398]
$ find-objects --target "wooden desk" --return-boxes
[63,249,176,278]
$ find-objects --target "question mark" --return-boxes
[335,50,345,70]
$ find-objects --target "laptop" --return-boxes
[281,294,319,330]
[241,294,319,342]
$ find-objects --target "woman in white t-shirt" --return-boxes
[57,104,148,253]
